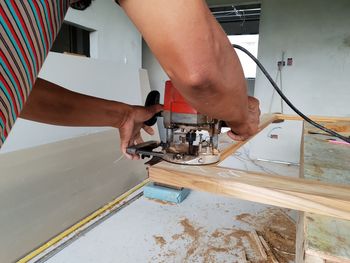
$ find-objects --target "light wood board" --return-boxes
[149,161,350,220]
[276,114,350,123]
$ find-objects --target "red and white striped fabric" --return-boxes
[0,0,70,148]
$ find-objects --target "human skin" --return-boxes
[20,78,162,159]
[119,0,260,140]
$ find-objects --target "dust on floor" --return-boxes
[151,208,296,263]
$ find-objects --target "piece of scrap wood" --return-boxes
[259,235,279,263]
[238,249,249,263]
[249,231,268,260]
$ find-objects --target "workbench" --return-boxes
[296,120,350,263]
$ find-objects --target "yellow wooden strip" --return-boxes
[276,114,350,122]
[149,162,350,220]
[17,179,149,263]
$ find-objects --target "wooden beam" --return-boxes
[148,162,350,221]
[276,114,350,122]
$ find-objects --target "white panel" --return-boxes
[249,120,303,163]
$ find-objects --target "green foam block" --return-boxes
[144,182,190,203]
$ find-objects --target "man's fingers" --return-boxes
[135,135,144,144]
[145,104,163,120]
[121,140,133,160]
[143,125,154,135]
[119,120,134,159]
[227,130,246,141]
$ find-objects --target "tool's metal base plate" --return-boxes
[162,153,220,165]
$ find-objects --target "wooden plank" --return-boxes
[296,124,306,263]
[304,215,350,263]
[276,114,350,123]
[296,213,306,263]
[218,113,278,162]
[259,235,279,263]
[249,231,268,260]
[298,121,350,263]
[148,162,350,221]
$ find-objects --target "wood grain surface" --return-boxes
[149,161,350,221]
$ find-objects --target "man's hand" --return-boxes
[226,96,261,141]
[119,104,163,159]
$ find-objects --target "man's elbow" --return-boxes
[180,69,216,95]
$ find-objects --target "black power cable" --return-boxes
[233,44,350,143]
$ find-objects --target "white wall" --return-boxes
[142,41,168,103]
[255,0,350,116]
[1,0,142,153]
[250,0,350,162]
[65,1,141,66]
[142,41,169,140]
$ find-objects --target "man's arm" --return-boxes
[21,78,162,158]
[119,0,259,140]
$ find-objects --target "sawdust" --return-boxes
[179,218,202,259]
[223,229,248,247]
[235,213,251,221]
[152,208,296,262]
[202,246,232,263]
[171,233,182,240]
[211,229,224,238]
[146,198,175,206]
[153,235,166,248]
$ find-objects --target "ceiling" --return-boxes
[208,2,261,34]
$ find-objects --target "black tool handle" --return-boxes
[144,90,161,126]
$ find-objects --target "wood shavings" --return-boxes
[153,235,166,248]
[249,231,268,260]
[146,198,176,206]
[235,208,296,263]
[152,208,295,263]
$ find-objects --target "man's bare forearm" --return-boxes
[20,78,131,128]
[119,0,248,126]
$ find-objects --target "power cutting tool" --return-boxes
[127,81,226,165]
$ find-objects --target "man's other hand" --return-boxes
[227,96,261,141]
[120,104,163,159]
